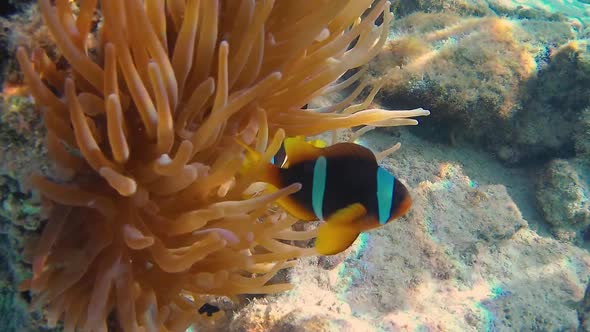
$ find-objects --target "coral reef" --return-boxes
[15,0,428,331]
[1,0,587,330]
[357,2,590,327]
[0,28,51,329]
[372,13,536,144]
[391,0,494,17]
[575,107,590,159]
[536,159,590,242]
[0,1,34,17]
[579,278,590,331]
[0,175,41,332]
[487,0,590,27]
[392,0,590,28]
[231,131,590,331]
[0,2,49,88]
[370,2,590,163]
[515,42,590,163]
[0,94,48,183]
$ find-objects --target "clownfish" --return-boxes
[239,136,412,255]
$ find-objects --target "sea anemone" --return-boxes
[17,0,428,330]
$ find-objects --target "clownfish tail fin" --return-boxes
[235,138,260,171]
[235,138,281,187]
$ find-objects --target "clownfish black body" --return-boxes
[240,137,412,255]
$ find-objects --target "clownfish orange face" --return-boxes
[239,137,412,255]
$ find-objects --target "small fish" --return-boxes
[198,303,220,317]
[239,136,412,255]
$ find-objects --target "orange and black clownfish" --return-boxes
[239,137,412,255]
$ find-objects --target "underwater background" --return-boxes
[0,0,589,331]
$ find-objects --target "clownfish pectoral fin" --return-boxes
[314,203,367,255]
[315,222,360,255]
[325,203,367,225]
[283,136,324,165]
[276,195,317,221]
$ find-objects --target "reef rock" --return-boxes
[536,159,590,241]
[372,2,590,164]
[393,0,590,25]
[575,107,590,158]
[0,53,49,332]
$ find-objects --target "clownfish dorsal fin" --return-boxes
[283,136,324,165]
[308,138,327,149]
[323,142,377,163]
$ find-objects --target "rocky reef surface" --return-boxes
[374,1,590,166]
[377,0,590,245]
[224,0,590,330]
[224,130,590,331]
[0,0,589,331]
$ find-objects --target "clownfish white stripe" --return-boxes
[312,156,327,220]
[376,166,395,225]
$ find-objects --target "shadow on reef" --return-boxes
[577,280,590,331]
[0,1,26,17]
[0,0,39,89]
[512,42,589,161]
